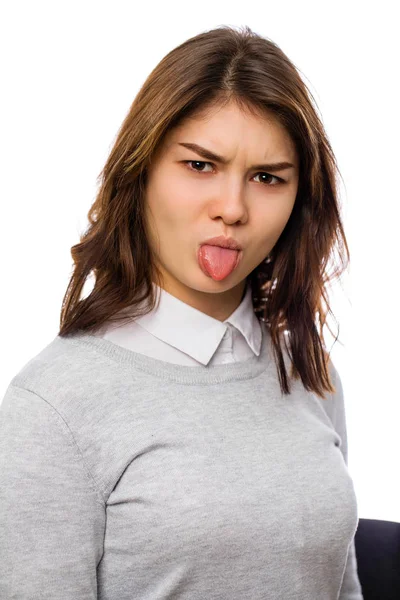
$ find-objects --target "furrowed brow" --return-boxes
[177,142,295,172]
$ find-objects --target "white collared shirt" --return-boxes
[92,280,263,366]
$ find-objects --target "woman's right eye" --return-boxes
[184,160,214,173]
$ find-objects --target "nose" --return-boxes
[208,179,249,225]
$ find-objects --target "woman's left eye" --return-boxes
[253,172,281,186]
[183,161,283,186]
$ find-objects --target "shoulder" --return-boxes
[6,333,121,414]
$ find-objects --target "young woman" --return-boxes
[0,25,363,599]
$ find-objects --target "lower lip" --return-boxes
[197,246,243,279]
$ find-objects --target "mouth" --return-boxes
[200,235,242,250]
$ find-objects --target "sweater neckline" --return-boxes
[58,323,273,385]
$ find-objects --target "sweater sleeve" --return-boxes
[329,363,364,600]
[0,384,106,600]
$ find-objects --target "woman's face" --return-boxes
[144,100,299,321]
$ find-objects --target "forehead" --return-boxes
[163,100,297,158]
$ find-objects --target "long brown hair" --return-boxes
[58,25,349,399]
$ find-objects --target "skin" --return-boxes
[143,99,299,322]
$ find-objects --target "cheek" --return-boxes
[148,174,197,223]
[252,198,295,249]
[262,192,295,229]
[270,202,294,235]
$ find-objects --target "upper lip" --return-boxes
[201,235,242,250]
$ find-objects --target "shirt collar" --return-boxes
[134,280,262,365]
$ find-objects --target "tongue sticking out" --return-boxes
[198,245,240,281]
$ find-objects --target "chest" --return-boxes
[104,383,358,558]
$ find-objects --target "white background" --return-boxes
[1,0,399,522]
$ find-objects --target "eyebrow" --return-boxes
[177,142,295,172]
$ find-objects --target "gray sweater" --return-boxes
[0,326,363,599]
